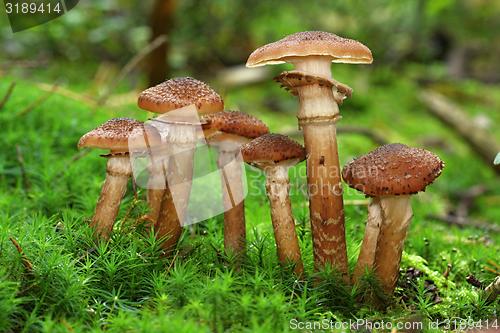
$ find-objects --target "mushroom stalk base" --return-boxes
[352,197,382,283]
[374,195,413,293]
[155,140,196,251]
[218,149,246,258]
[295,75,348,278]
[265,166,303,276]
[144,160,168,225]
[91,156,132,239]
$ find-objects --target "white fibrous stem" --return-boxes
[374,195,413,293]
[91,156,132,239]
[264,163,303,276]
[216,140,247,258]
[144,159,167,226]
[291,56,348,278]
[155,124,199,250]
[352,197,383,282]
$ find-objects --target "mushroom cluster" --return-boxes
[78,30,445,297]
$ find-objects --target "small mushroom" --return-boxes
[202,111,269,257]
[241,134,305,275]
[342,143,444,292]
[138,77,223,251]
[78,118,159,238]
[247,31,373,277]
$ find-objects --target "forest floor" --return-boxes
[0,63,499,332]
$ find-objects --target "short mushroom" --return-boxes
[247,31,373,277]
[342,143,444,292]
[78,118,159,238]
[138,77,224,251]
[241,134,305,275]
[202,111,269,257]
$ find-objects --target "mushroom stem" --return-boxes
[155,124,197,251]
[217,148,246,258]
[374,195,413,293]
[291,56,333,79]
[352,197,383,283]
[295,77,348,278]
[144,159,167,225]
[264,164,304,276]
[91,155,132,238]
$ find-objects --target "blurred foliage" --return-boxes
[1,0,500,78]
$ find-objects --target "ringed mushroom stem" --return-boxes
[91,155,132,239]
[264,164,304,276]
[374,195,413,293]
[155,124,197,251]
[217,147,246,258]
[352,197,383,283]
[292,57,348,278]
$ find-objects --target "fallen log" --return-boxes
[419,90,500,175]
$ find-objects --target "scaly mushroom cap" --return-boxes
[138,77,224,114]
[78,118,145,153]
[342,143,444,197]
[241,134,306,164]
[202,111,269,139]
[246,31,373,67]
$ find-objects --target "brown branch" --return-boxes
[17,82,59,117]
[98,35,168,105]
[9,237,33,272]
[427,214,499,233]
[0,82,16,109]
[419,90,500,175]
[35,83,97,108]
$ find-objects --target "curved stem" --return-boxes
[218,149,246,258]
[352,197,382,283]
[374,195,413,293]
[265,166,303,276]
[91,156,132,239]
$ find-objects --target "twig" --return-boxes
[36,83,97,108]
[427,214,499,233]
[465,274,483,289]
[9,237,33,272]
[165,250,180,274]
[0,82,16,109]
[337,126,388,145]
[485,276,500,302]
[97,35,168,105]
[17,82,59,117]
[419,90,500,175]
[16,145,31,193]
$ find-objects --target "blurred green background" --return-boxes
[0,0,499,331]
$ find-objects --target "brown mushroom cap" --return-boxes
[78,118,145,152]
[246,31,373,67]
[241,134,306,164]
[342,143,444,197]
[202,111,269,139]
[138,77,224,114]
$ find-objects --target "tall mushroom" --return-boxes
[342,143,444,292]
[241,134,305,275]
[247,31,373,277]
[78,118,160,238]
[138,77,224,251]
[202,111,269,257]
